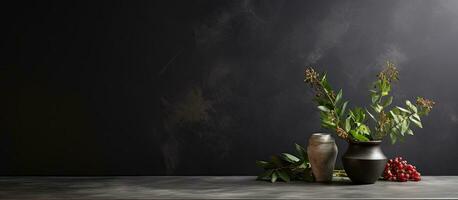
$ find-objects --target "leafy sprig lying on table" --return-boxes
[256,144,313,183]
[304,61,435,143]
[255,143,348,183]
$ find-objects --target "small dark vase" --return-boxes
[342,140,387,184]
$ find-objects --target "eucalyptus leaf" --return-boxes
[335,89,342,104]
[406,100,418,113]
[381,80,391,96]
[257,169,273,180]
[296,162,307,169]
[320,111,331,121]
[256,160,271,169]
[357,124,371,135]
[321,74,332,93]
[400,120,408,136]
[345,116,351,132]
[407,129,414,135]
[371,94,380,104]
[366,109,376,122]
[321,73,327,82]
[351,132,370,142]
[282,153,300,163]
[295,144,307,161]
[277,170,291,182]
[371,104,383,113]
[271,172,278,183]
[340,101,348,119]
[351,107,366,122]
[321,120,336,128]
[409,116,423,128]
[317,106,330,112]
[396,106,412,114]
[390,110,400,123]
[382,96,393,107]
[390,133,397,144]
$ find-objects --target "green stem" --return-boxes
[317,81,349,141]
[318,82,336,105]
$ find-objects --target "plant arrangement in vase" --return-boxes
[303,61,435,183]
[256,61,434,184]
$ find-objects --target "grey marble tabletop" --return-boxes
[0,176,457,199]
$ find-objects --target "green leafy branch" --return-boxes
[366,61,435,143]
[384,98,433,144]
[346,107,371,141]
[256,144,313,183]
[305,61,435,143]
[304,68,371,142]
[255,144,349,183]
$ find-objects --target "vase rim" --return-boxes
[309,133,335,144]
[349,140,382,145]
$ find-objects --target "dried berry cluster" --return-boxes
[416,97,435,114]
[304,67,333,99]
[377,61,399,83]
[383,156,421,182]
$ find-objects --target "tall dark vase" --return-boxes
[342,141,387,184]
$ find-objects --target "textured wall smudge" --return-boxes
[306,2,351,65]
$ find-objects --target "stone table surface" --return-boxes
[0,176,457,199]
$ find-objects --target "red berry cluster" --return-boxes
[383,156,421,182]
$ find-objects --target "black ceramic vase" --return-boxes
[342,141,387,184]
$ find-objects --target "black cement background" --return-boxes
[0,0,457,175]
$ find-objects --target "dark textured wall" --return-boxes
[1,0,457,175]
